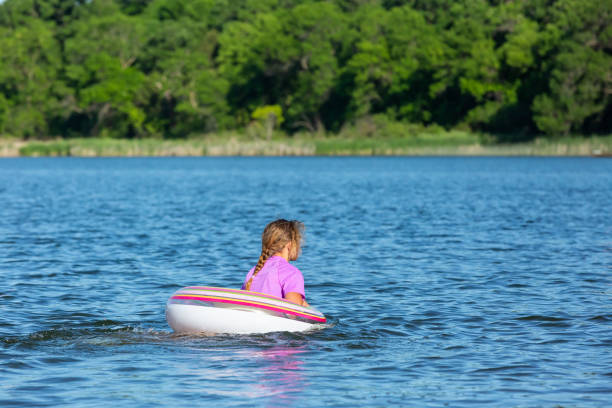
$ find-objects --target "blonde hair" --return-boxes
[244,219,304,291]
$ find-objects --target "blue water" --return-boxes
[1,157,611,407]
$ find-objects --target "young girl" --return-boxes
[242,219,310,307]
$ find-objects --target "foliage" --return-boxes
[11,133,612,157]
[251,105,284,139]
[0,0,610,140]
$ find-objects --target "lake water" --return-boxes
[1,157,611,407]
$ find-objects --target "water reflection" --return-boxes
[169,342,307,405]
[252,346,306,408]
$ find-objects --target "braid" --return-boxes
[245,247,274,290]
[244,219,304,291]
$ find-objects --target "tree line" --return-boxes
[0,0,610,141]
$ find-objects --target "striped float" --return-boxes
[166,286,326,334]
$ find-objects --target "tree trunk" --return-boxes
[92,103,111,136]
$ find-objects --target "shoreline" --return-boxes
[1,135,611,157]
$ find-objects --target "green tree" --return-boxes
[142,7,230,136]
[533,45,611,135]
[0,19,63,138]
[0,0,610,140]
[66,4,148,70]
[66,53,147,137]
[252,105,284,139]
[218,2,346,132]
[63,4,149,136]
[531,0,612,135]
[144,0,232,29]
[346,4,447,124]
[0,0,84,28]
[150,47,230,136]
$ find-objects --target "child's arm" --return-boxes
[285,292,309,307]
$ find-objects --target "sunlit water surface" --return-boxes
[1,157,611,407]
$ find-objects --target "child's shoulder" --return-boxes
[277,259,301,276]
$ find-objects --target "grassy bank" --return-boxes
[1,132,611,157]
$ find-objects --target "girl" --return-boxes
[242,219,310,307]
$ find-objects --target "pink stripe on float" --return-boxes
[185,286,285,302]
[171,295,326,323]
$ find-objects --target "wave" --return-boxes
[1,320,172,349]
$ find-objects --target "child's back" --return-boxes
[243,219,309,307]
[242,255,305,299]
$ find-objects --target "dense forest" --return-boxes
[0,0,610,141]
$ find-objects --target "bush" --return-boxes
[19,141,71,156]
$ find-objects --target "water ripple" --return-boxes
[0,157,611,407]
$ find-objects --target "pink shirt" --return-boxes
[241,256,305,299]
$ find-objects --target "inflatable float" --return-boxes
[166,286,326,334]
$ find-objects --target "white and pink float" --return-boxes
[166,286,326,334]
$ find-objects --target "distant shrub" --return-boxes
[339,115,455,139]
[19,142,71,156]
